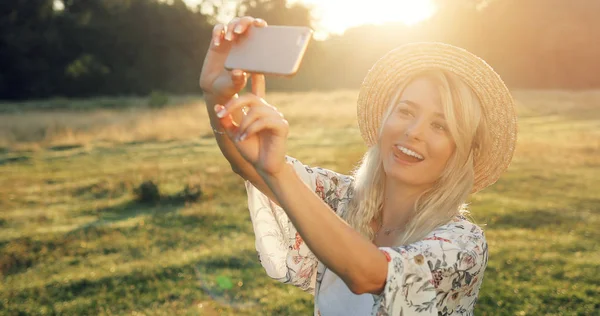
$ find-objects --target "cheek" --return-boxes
[380,118,402,143]
[382,116,408,136]
[430,134,455,164]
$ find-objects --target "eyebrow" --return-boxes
[399,100,446,119]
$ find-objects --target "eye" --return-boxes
[432,122,447,131]
[396,107,414,117]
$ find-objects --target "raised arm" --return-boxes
[200,16,279,204]
[246,157,355,295]
[214,76,390,296]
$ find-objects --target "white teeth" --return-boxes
[396,146,424,160]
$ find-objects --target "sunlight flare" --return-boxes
[183,0,437,38]
[296,0,437,35]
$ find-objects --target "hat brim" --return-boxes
[357,42,517,193]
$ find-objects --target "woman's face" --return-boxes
[380,77,456,189]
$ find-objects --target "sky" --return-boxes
[182,0,437,39]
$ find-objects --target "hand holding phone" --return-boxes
[225,25,313,77]
[200,17,268,100]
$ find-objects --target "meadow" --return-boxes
[0,90,598,315]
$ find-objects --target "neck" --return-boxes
[380,177,429,230]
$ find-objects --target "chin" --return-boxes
[384,155,435,188]
[384,157,420,184]
[389,173,427,187]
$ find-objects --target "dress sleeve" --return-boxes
[371,218,488,315]
[245,156,353,295]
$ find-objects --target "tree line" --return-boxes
[1,0,599,100]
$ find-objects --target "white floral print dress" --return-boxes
[245,156,489,315]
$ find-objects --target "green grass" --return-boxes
[0,94,201,114]
[0,90,599,315]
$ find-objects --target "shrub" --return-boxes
[134,180,160,203]
[148,90,169,108]
[180,183,202,202]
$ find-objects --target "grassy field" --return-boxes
[0,90,598,315]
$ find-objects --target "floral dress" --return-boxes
[245,156,489,315]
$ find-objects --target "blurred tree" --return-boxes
[0,0,215,99]
[1,0,599,100]
[0,0,64,99]
[237,0,312,27]
[59,0,214,96]
[299,0,600,90]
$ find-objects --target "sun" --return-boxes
[298,0,437,37]
[182,0,436,39]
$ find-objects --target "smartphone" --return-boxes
[224,25,313,76]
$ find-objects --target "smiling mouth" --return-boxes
[394,145,425,163]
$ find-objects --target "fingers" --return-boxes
[224,17,241,42]
[254,18,267,27]
[238,116,289,142]
[212,23,225,47]
[231,69,248,91]
[215,94,266,119]
[224,16,268,43]
[251,73,266,98]
[235,105,276,140]
[212,16,267,48]
[230,16,255,37]
[214,104,235,135]
[214,95,285,142]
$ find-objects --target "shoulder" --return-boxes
[373,216,488,314]
[386,215,488,273]
[284,156,354,211]
[440,215,486,256]
[425,214,487,248]
[284,156,355,191]
[405,215,488,294]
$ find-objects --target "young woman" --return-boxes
[200,16,517,315]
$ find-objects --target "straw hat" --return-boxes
[357,42,517,193]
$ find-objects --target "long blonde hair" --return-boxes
[342,70,489,245]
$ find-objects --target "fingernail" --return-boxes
[233,69,242,76]
[234,25,243,34]
[224,32,233,41]
[214,37,220,46]
[255,18,265,25]
[238,133,247,142]
[215,105,226,118]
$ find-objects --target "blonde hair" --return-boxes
[342,70,489,245]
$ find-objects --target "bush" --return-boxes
[148,91,169,108]
[134,180,160,203]
[179,183,202,202]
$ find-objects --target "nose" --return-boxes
[404,118,426,140]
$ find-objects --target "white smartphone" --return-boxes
[224,25,313,77]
